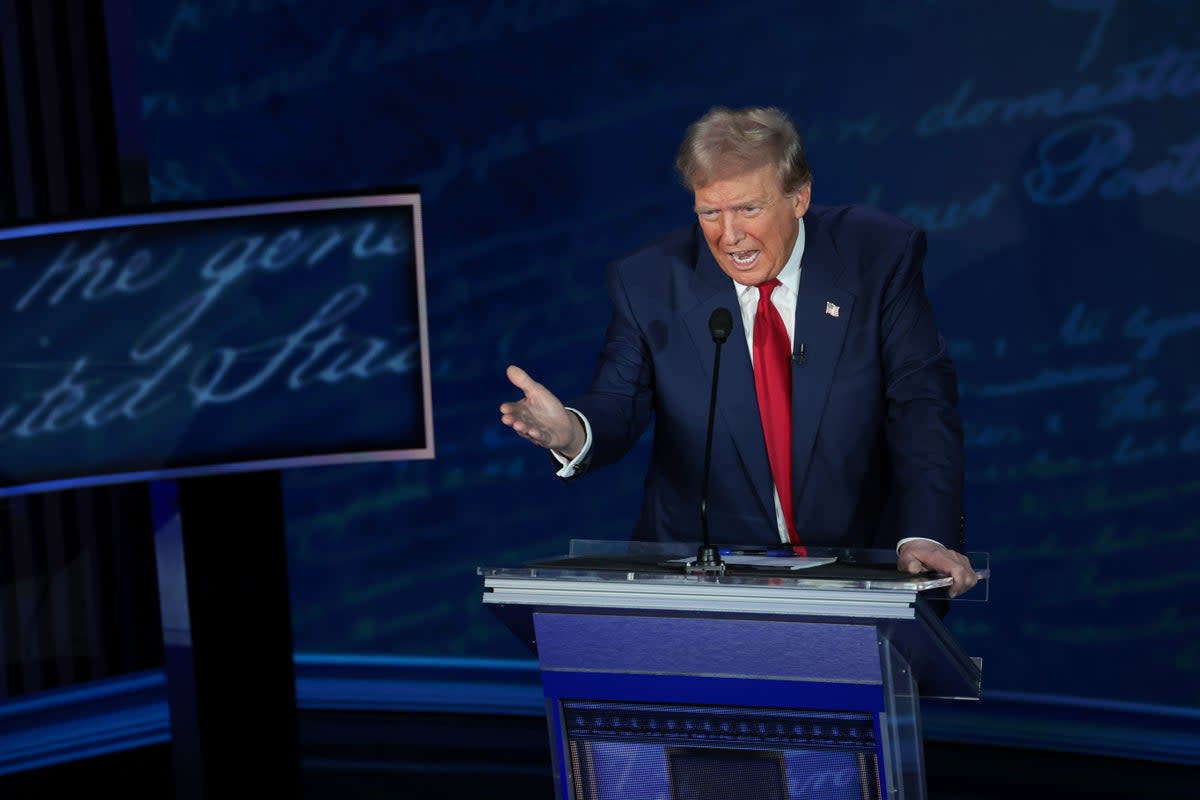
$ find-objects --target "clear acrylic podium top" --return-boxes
[479,539,990,602]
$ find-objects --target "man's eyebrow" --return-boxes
[694,198,766,212]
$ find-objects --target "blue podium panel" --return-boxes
[481,545,986,800]
[534,614,892,800]
[533,613,882,685]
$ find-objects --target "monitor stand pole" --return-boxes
[151,470,301,799]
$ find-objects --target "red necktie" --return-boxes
[753,279,803,550]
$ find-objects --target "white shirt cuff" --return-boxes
[895,536,945,555]
[551,408,592,478]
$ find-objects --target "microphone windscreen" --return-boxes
[708,307,734,342]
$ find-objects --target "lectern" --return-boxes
[480,541,988,800]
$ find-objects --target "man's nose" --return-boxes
[720,213,743,245]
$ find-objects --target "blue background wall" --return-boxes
[126,0,1199,712]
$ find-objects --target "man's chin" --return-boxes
[724,263,776,286]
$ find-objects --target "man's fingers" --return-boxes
[506,364,539,395]
[896,542,978,597]
[501,366,541,423]
[930,552,977,598]
[948,559,978,598]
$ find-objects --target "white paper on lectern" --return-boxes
[667,555,837,570]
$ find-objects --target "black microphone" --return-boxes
[693,307,733,574]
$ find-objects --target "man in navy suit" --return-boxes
[501,106,976,596]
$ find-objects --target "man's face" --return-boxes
[693,162,811,286]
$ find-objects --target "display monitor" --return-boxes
[0,190,432,497]
[562,701,883,800]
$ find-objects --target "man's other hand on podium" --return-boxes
[898,540,978,598]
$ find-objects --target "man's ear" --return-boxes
[792,183,812,218]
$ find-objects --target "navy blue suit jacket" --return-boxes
[569,204,964,550]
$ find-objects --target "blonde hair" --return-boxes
[676,106,813,193]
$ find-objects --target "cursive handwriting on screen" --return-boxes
[0,206,426,482]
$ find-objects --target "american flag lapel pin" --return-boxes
[825,301,840,318]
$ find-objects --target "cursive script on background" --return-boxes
[125,0,1200,711]
[0,204,426,476]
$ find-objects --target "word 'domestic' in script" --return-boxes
[0,197,430,493]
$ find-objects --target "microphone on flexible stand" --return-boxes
[690,307,733,575]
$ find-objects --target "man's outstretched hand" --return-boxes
[499,365,586,457]
[897,540,978,598]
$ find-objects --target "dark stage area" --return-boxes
[2,712,1197,799]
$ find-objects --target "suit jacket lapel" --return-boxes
[790,211,855,499]
[684,233,776,523]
